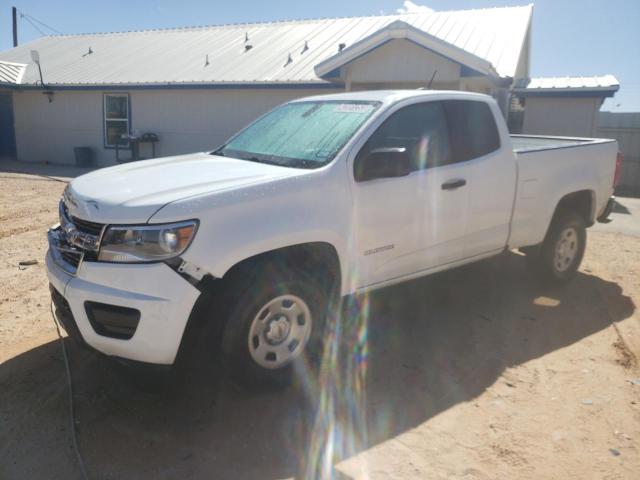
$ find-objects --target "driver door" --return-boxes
[350,100,469,288]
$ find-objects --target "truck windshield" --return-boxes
[213,100,380,169]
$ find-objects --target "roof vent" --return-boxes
[284,53,292,67]
[338,43,346,52]
[301,41,309,54]
[245,32,249,43]
[82,46,93,57]
[204,54,210,67]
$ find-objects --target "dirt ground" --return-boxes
[1,166,639,480]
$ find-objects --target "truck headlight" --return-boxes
[98,220,198,263]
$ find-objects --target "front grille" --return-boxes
[62,203,105,236]
[71,216,104,236]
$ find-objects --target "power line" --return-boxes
[18,10,63,36]
[23,12,63,35]
[20,15,48,36]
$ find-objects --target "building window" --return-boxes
[104,93,129,147]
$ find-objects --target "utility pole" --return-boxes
[12,6,18,47]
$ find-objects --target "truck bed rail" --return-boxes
[511,134,615,154]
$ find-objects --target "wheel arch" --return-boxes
[552,190,596,227]
[222,241,342,296]
[174,241,342,366]
[216,241,341,359]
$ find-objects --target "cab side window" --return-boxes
[357,101,451,172]
[443,100,501,163]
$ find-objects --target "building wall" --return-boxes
[12,87,339,166]
[348,76,509,117]
[12,77,514,166]
[521,97,602,137]
[344,39,461,86]
[598,112,640,195]
[350,81,460,91]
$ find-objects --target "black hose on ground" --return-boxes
[51,303,89,480]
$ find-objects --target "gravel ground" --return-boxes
[0,167,639,479]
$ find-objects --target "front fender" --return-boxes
[149,164,353,295]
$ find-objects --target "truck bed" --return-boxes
[507,133,618,250]
[510,134,614,154]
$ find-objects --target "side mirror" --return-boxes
[355,147,411,182]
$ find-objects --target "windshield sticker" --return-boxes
[334,104,374,114]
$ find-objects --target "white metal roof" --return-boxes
[0,5,532,87]
[0,60,27,85]
[514,75,620,94]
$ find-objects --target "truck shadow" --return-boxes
[0,252,635,479]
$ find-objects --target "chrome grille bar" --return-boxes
[48,226,84,275]
[58,200,105,252]
[49,200,107,275]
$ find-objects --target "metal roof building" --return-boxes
[514,75,620,97]
[0,5,533,87]
[0,5,537,165]
[0,4,618,165]
[511,75,620,137]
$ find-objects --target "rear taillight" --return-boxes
[614,152,623,187]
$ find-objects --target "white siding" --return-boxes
[13,90,105,165]
[344,39,461,86]
[12,87,338,165]
[522,97,602,137]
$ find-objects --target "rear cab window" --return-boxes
[443,100,501,163]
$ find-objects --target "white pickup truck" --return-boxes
[47,90,620,384]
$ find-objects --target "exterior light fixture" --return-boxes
[31,49,53,102]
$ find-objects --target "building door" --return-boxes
[0,93,17,159]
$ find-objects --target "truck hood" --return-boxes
[65,152,300,223]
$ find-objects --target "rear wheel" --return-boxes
[525,212,586,284]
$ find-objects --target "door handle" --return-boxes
[441,179,467,190]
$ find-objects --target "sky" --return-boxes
[1,0,638,111]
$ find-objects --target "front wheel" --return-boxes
[247,292,313,370]
[222,267,329,388]
[525,212,587,284]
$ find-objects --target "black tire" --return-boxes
[221,262,329,389]
[525,211,586,284]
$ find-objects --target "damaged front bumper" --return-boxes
[46,243,202,365]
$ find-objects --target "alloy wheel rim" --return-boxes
[248,294,312,369]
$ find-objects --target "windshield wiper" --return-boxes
[282,158,318,169]
[214,149,317,169]
[242,154,317,169]
[243,156,282,166]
